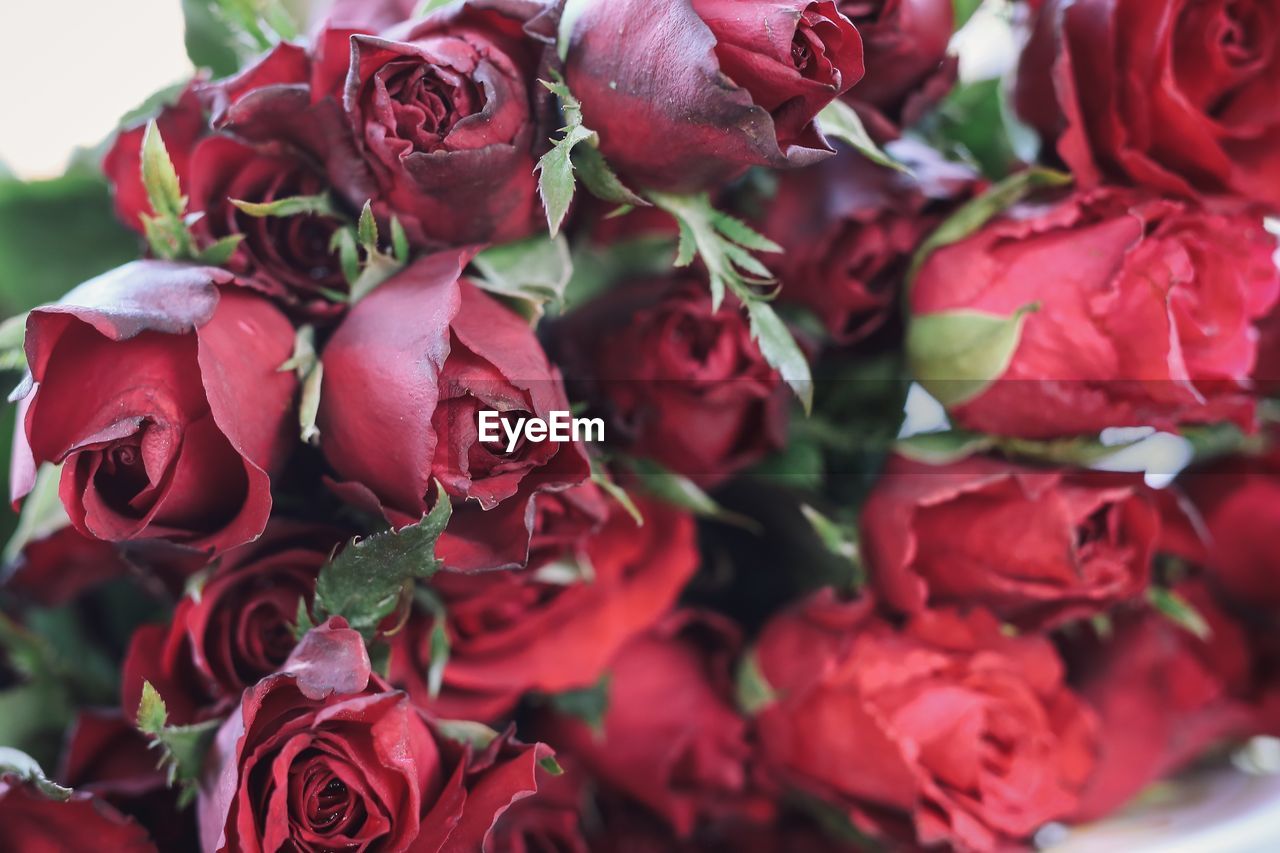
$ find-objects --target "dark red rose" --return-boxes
[563,0,864,191]
[389,497,698,721]
[1168,454,1280,611]
[752,591,1097,852]
[1065,580,1263,820]
[762,139,975,343]
[909,187,1280,438]
[103,84,207,232]
[317,249,590,571]
[862,454,1159,628]
[540,612,766,837]
[313,0,548,247]
[838,0,957,138]
[0,762,155,852]
[488,760,590,852]
[198,618,555,852]
[10,262,297,555]
[1015,0,1280,209]
[556,278,787,486]
[60,711,198,851]
[1,527,129,607]
[121,522,345,725]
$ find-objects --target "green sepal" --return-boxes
[906,303,1037,408]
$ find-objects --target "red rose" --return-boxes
[909,187,1280,438]
[317,249,590,571]
[1,527,129,607]
[121,523,345,725]
[313,0,548,247]
[0,760,155,852]
[11,262,297,555]
[837,0,957,138]
[1065,580,1262,820]
[556,278,788,485]
[862,454,1159,628]
[752,591,1097,851]
[198,618,554,852]
[563,0,864,191]
[60,711,197,851]
[540,612,764,837]
[1015,0,1280,209]
[762,139,975,343]
[388,497,698,720]
[103,67,356,316]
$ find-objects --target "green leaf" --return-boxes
[390,217,410,264]
[136,681,220,807]
[548,675,610,733]
[573,144,647,207]
[331,227,361,285]
[357,201,378,250]
[231,193,336,219]
[907,167,1072,285]
[953,0,985,32]
[471,234,574,320]
[313,493,453,639]
[735,651,777,714]
[140,121,186,221]
[194,233,244,266]
[536,123,593,237]
[0,747,71,801]
[434,719,499,750]
[906,304,1037,408]
[799,505,860,567]
[0,311,27,370]
[588,457,644,526]
[895,430,997,464]
[4,463,70,563]
[815,99,907,173]
[624,456,760,531]
[539,756,565,776]
[746,300,814,413]
[291,597,316,642]
[298,362,323,446]
[920,77,1039,179]
[1148,587,1212,641]
[413,588,451,700]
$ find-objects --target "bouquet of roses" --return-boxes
[2,0,1279,850]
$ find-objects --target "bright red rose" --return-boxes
[388,496,697,721]
[318,249,590,571]
[556,278,788,486]
[0,760,156,852]
[1065,580,1263,820]
[312,0,548,247]
[563,0,864,191]
[1015,0,1280,209]
[10,262,297,555]
[121,523,345,725]
[909,187,1280,438]
[753,591,1097,852]
[762,139,975,343]
[838,0,957,138]
[60,711,197,851]
[862,454,1159,628]
[198,618,555,853]
[540,612,765,837]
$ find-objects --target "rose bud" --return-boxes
[10,262,297,555]
[318,249,590,571]
[120,523,346,725]
[311,0,548,247]
[388,497,698,721]
[1015,0,1280,209]
[563,0,864,191]
[197,618,555,852]
[861,454,1159,628]
[60,710,197,851]
[838,0,957,138]
[540,612,765,837]
[1064,580,1262,820]
[554,277,787,486]
[908,187,1280,438]
[752,591,1097,851]
[0,762,156,852]
[761,139,975,343]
